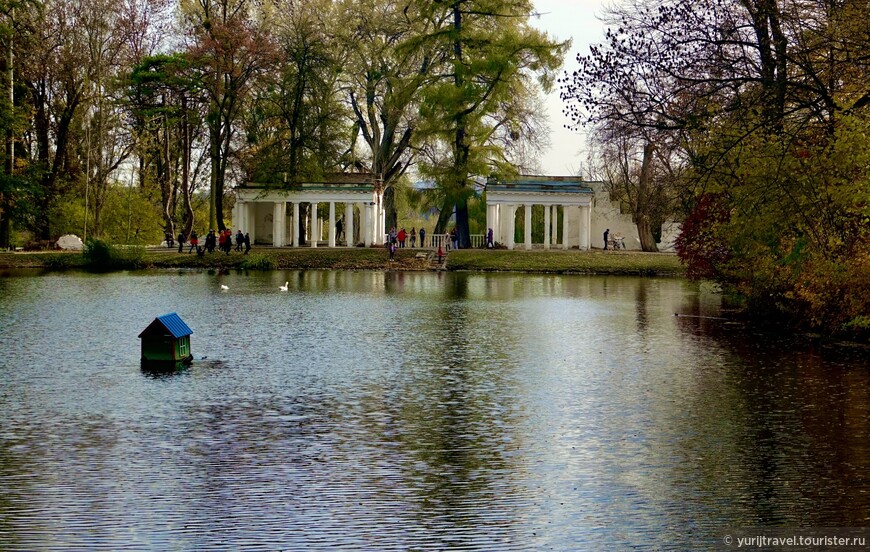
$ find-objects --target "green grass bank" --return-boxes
[0,247,684,276]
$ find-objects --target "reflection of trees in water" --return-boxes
[635,278,649,334]
[376,272,526,539]
[671,292,870,526]
[722,340,870,525]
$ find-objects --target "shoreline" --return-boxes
[0,247,685,276]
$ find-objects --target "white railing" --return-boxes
[429,234,449,249]
[381,233,486,248]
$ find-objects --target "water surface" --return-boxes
[0,269,868,550]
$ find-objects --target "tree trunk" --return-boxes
[434,196,453,234]
[180,96,194,234]
[635,141,659,252]
[636,214,658,252]
[215,113,231,232]
[209,112,219,230]
[1,27,12,250]
[384,185,397,232]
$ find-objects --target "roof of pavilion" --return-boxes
[487,175,597,194]
[239,172,376,193]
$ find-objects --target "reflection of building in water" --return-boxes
[486,175,680,251]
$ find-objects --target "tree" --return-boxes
[126,53,205,241]
[562,0,870,336]
[181,0,277,231]
[0,0,16,249]
[17,0,91,241]
[242,0,348,184]
[339,0,436,232]
[590,122,683,251]
[79,0,139,239]
[417,0,566,247]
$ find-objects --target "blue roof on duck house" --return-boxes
[138,312,193,339]
[486,176,597,194]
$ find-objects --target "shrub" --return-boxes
[239,254,274,270]
[83,239,145,270]
[42,254,83,269]
[675,193,731,280]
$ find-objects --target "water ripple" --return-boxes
[0,270,868,550]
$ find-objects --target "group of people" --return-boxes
[388,227,427,248]
[175,228,251,255]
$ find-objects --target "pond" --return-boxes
[0,269,868,550]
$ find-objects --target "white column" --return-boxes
[310,202,318,248]
[375,195,387,245]
[328,202,336,247]
[586,203,593,250]
[551,205,559,246]
[357,202,365,245]
[544,204,551,250]
[288,202,295,246]
[272,202,285,246]
[579,205,589,250]
[363,203,372,247]
[291,202,299,247]
[562,205,569,250]
[577,206,585,251]
[524,204,532,250]
[486,203,494,241]
[280,201,287,246]
[493,204,501,245]
[245,203,256,244]
[372,198,381,245]
[233,201,243,235]
[345,203,354,246]
[507,204,516,250]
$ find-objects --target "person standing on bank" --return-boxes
[419,228,426,248]
[188,230,198,253]
[177,231,186,253]
[336,218,344,243]
[603,228,610,250]
[244,232,251,254]
[410,228,417,248]
[225,229,234,254]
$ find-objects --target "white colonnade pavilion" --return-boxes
[485,176,597,250]
[232,174,385,247]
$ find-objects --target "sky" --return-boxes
[531,0,609,176]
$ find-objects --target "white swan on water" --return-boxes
[279,282,289,291]
[220,284,229,291]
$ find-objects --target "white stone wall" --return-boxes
[563,207,582,248]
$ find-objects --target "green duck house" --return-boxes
[138,313,193,366]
